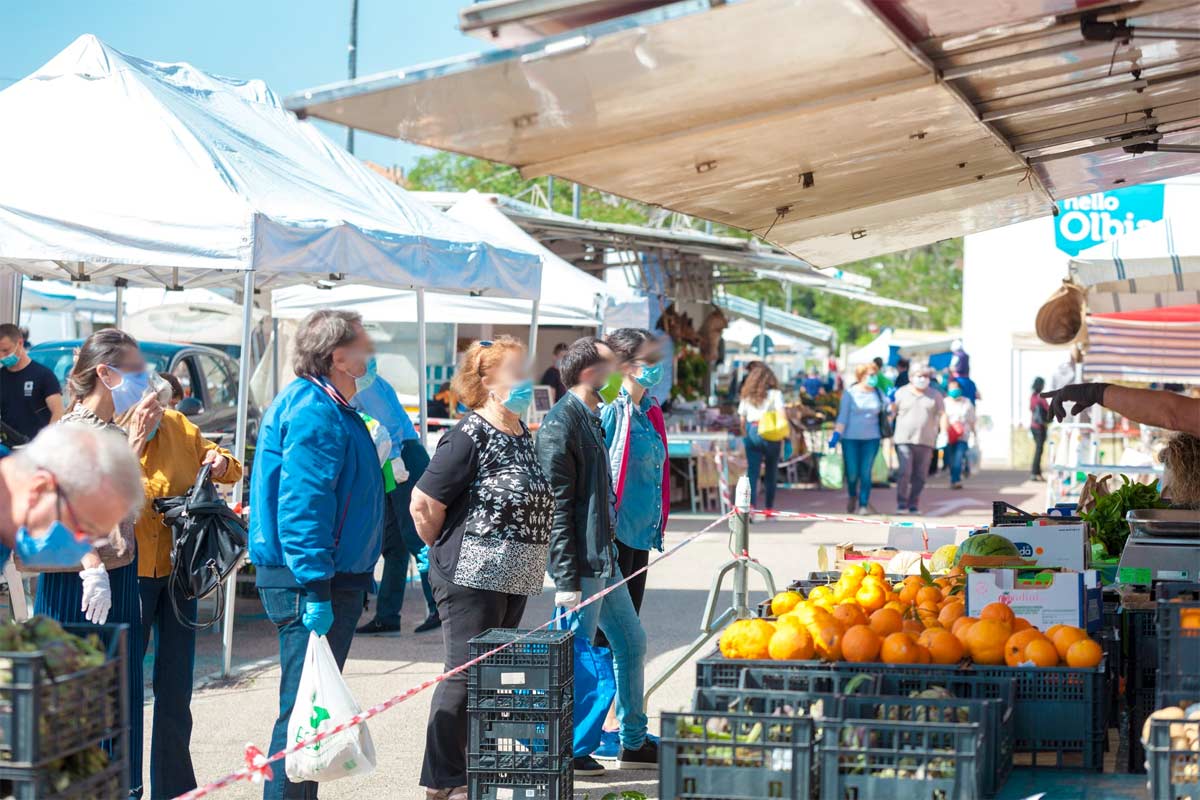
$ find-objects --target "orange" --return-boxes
[883,600,906,614]
[776,613,806,633]
[770,591,803,616]
[913,644,933,664]
[1050,626,1089,661]
[1011,617,1033,633]
[916,586,943,606]
[768,625,815,661]
[1180,608,1200,630]
[1045,624,1064,640]
[718,618,776,659]
[980,602,1016,627]
[902,619,926,637]
[1004,629,1045,667]
[916,627,942,649]
[938,602,966,629]
[832,603,869,630]
[808,618,844,662]
[1025,638,1059,667]
[1066,638,1103,668]
[855,583,887,613]
[924,628,966,664]
[917,601,941,629]
[833,578,859,603]
[807,585,833,602]
[881,632,922,664]
[864,563,885,579]
[842,624,883,663]
[965,619,1011,665]
[842,564,867,581]
[869,608,904,637]
[898,583,920,605]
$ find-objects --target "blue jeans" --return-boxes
[841,438,880,507]
[743,426,782,509]
[259,587,364,800]
[139,576,197,799]
[576,569,648,753]
[375,441,435,624]
[947,440,968,484]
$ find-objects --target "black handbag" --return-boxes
[153,464,248,630]
[877,389,895,439]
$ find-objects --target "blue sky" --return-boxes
[0,0,489,170]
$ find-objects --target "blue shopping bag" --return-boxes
[553,609,616,757]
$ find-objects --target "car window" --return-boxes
[195,353,236,412]
[171,358,196,400]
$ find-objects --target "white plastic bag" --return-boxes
[285,633,376,783]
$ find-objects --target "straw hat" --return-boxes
[1035,281,1086,345]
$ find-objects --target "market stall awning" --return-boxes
[287,0,1200,268]
[1072,216,1200,313]
[0,35,541,297]
[714,292,835,347]
[1084,307,1200,384]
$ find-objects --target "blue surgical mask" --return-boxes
[104,367,150,416]
[866,374,879,388]
[355,355,378,392]
[635,363,663,389]
[948,388,963,399]
[502,380,534,416]
[0,353,18,369]
[14,490,95,570]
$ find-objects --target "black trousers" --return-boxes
[615,540,650,615]
[1031,426,1048,477]
[421,571,528,789]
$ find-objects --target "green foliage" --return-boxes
[1080,475,1166,557]
[730,241,964,344]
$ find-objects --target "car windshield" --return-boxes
[28,345,173,385]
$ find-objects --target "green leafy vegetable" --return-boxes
[1080,475,1166,558]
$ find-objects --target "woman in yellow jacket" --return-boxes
[128,405,241,799]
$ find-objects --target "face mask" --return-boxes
[502,379,534,416]
[14,490,94,570]
[353,355,378,392]
[635,363,663,389]
[865,374,879,388]
[948,388,963,399]
[103,367,150,416]
[0,353,18,369]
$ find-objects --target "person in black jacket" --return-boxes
[535,337,656,776]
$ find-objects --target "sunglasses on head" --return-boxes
[478,340,493,347]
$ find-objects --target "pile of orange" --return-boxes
[721,565,1105,669]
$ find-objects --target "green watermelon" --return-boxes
[954,532,1019,565]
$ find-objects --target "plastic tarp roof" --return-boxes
[0,35,541,297]
[1072,217,1200,313]
[124,302,268,348]
[288,0,1200,268]
[713,293,835,346]
[271,191,610,326]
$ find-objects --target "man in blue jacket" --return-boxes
[250,309,384,800]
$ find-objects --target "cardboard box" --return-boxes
[966,569,1102,634]
[991,522,1089,572]
[886,524,968,552]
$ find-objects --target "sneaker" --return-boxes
[846,497,857,513]
[618,739,659,770]
[414,614,442,634]
[855,505,871,516]
[908,506,919,515]
[355,618,401,636]
[573,755,606,776]
[951,482,964,490]
[593,730,620,761]
[895,507,908,516]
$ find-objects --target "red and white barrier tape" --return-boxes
[751,507,977,530]
[175,510,736,799]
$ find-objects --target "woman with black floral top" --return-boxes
[411,336,554,800]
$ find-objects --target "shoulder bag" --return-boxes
[876,389,894,439]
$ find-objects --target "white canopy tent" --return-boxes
[0,35,541,675]
[1071,218,1200,314]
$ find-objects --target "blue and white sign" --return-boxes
[1054,184,1165,256]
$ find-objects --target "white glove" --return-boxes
[390,456,409,484]
[79,565,112,625]
[554,590,582,609]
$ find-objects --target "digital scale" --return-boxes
[1117,508,1200,586]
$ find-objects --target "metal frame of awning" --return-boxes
[714,292,836,347]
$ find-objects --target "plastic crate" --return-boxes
[660,709,814,800]
[878,673,1014,796]
[0,624,128,800]
[1146,716,1200,800]
[1156,585,1200,695]
[740,667,880,696]
[817,717,981,800]
[468,761,572,800]
[467,629,573,713]
[1097,627,1122,731]
[1124,606,1158,696]
[697,652,1105,769]
[467,708,572,772]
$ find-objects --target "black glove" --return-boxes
[1041,382,1109,422]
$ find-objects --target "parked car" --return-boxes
[28,339,259,447]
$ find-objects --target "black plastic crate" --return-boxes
[1156,585,1200,695]
[698,652,1105,770]
[878,673,1014,796]
[740,667,880,696]
[661,709,814,800]
[468,761,571,800]
[1123,606,1158,696]
[1128,684,1157,774]
[1146,716,1200,800]
[467,629,573,713]
[468,708,572,772]
[0,623,128,800]
[1097,628,1122,731]
[817,717,981,800]
[693,685,834,718]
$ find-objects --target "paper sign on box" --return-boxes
[966,569,1102,634]
[886,525,967,552]
[991,522,1089,571]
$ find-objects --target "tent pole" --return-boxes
[114,280,125,328]
[757,299,766,358]
[222,269,255,678]
[528,298,541,366]
[417,288,428,446]
[270,316,280,398]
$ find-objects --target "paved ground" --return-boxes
[146,469,1145,799]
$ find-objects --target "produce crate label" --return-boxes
[967,569,1102,633]
[1119,566,1153,585]
[496,789,513,800]
[992,522,1088,571]
[500,671,527,686]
